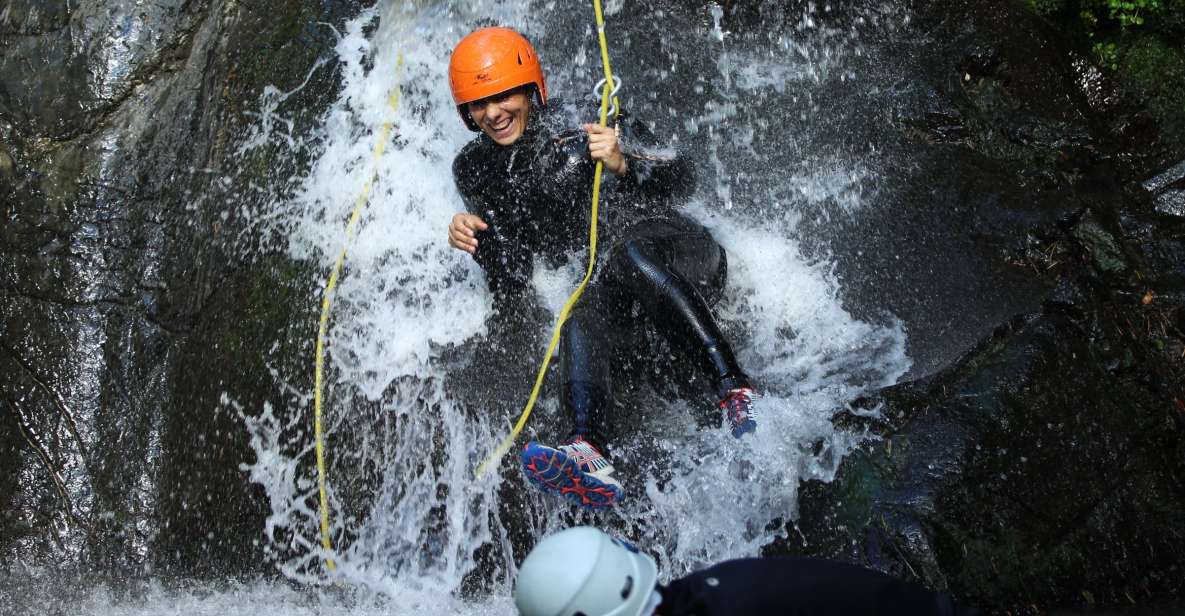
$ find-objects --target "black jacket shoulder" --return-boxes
[657,558,981,616]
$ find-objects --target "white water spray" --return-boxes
[240,0,911,606]
[75,0,914,613]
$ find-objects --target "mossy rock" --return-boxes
[788,300,1185,611]
[153,254,319,578]
[1118,34,1185,144]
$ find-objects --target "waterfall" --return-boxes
[78,0,913,612]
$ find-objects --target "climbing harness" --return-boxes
[313,53,405,574]
[474,0,621,477]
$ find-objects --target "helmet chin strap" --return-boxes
[641,589,664,616]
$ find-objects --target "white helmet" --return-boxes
[515,526,659,616]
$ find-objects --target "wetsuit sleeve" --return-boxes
[656,558,983,616]
[452,153,534,309]
[617,113,696,201]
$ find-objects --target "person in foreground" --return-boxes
[446,27,758,508]
[514,527,984,616]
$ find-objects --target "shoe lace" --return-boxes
[560,437,610,473]
[721,388,757,426]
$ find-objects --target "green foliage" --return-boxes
[1025,0,1065,14]
[1092,40,1119,68]
[1097,0,1160,27]
[1020,0,1185,81]
[1023,0,1177,31]
[1121,34,1185,85]
[1119,36,1185,140]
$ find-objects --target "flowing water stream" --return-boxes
[69,0,916,612]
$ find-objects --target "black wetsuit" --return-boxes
[656,558,983,616]
[453,101,750,451]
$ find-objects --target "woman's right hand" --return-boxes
[448,213,489,254]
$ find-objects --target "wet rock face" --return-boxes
[0,0,1180,610]
[929,317,1185,607]
[0,1,202,139]
[818,0,1109,378]
[793,304,1185,610]
[0,0,367,578]
[773,0,1185,611]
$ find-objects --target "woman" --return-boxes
[446,27,757,508]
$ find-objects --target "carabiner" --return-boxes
[592,75,624,119]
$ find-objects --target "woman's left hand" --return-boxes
[584,123,628,176]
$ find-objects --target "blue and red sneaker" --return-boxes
[520,437,625,508]
[720,387,759,437]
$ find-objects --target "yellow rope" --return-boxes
[474,0,619,477]
[314,52,405,573]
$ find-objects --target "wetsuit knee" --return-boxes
[610,237,667,296]
[611,233,726,305]
[607,235,750,396]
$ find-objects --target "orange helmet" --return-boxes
[449,27,548,131]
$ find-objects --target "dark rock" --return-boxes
[1,0,1182,611]
[1148,242,1185,296]
[751,1,1185,612]
[1073,212,1129,275]
[1155,189,1185,217]
[0,0,363,580]
[1143,159,1185,220]
[154,256,318,578]
[0,1,207,140]
[811,0,1119,377]
[783,300,1185,611]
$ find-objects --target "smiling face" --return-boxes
[466,88,532,145]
